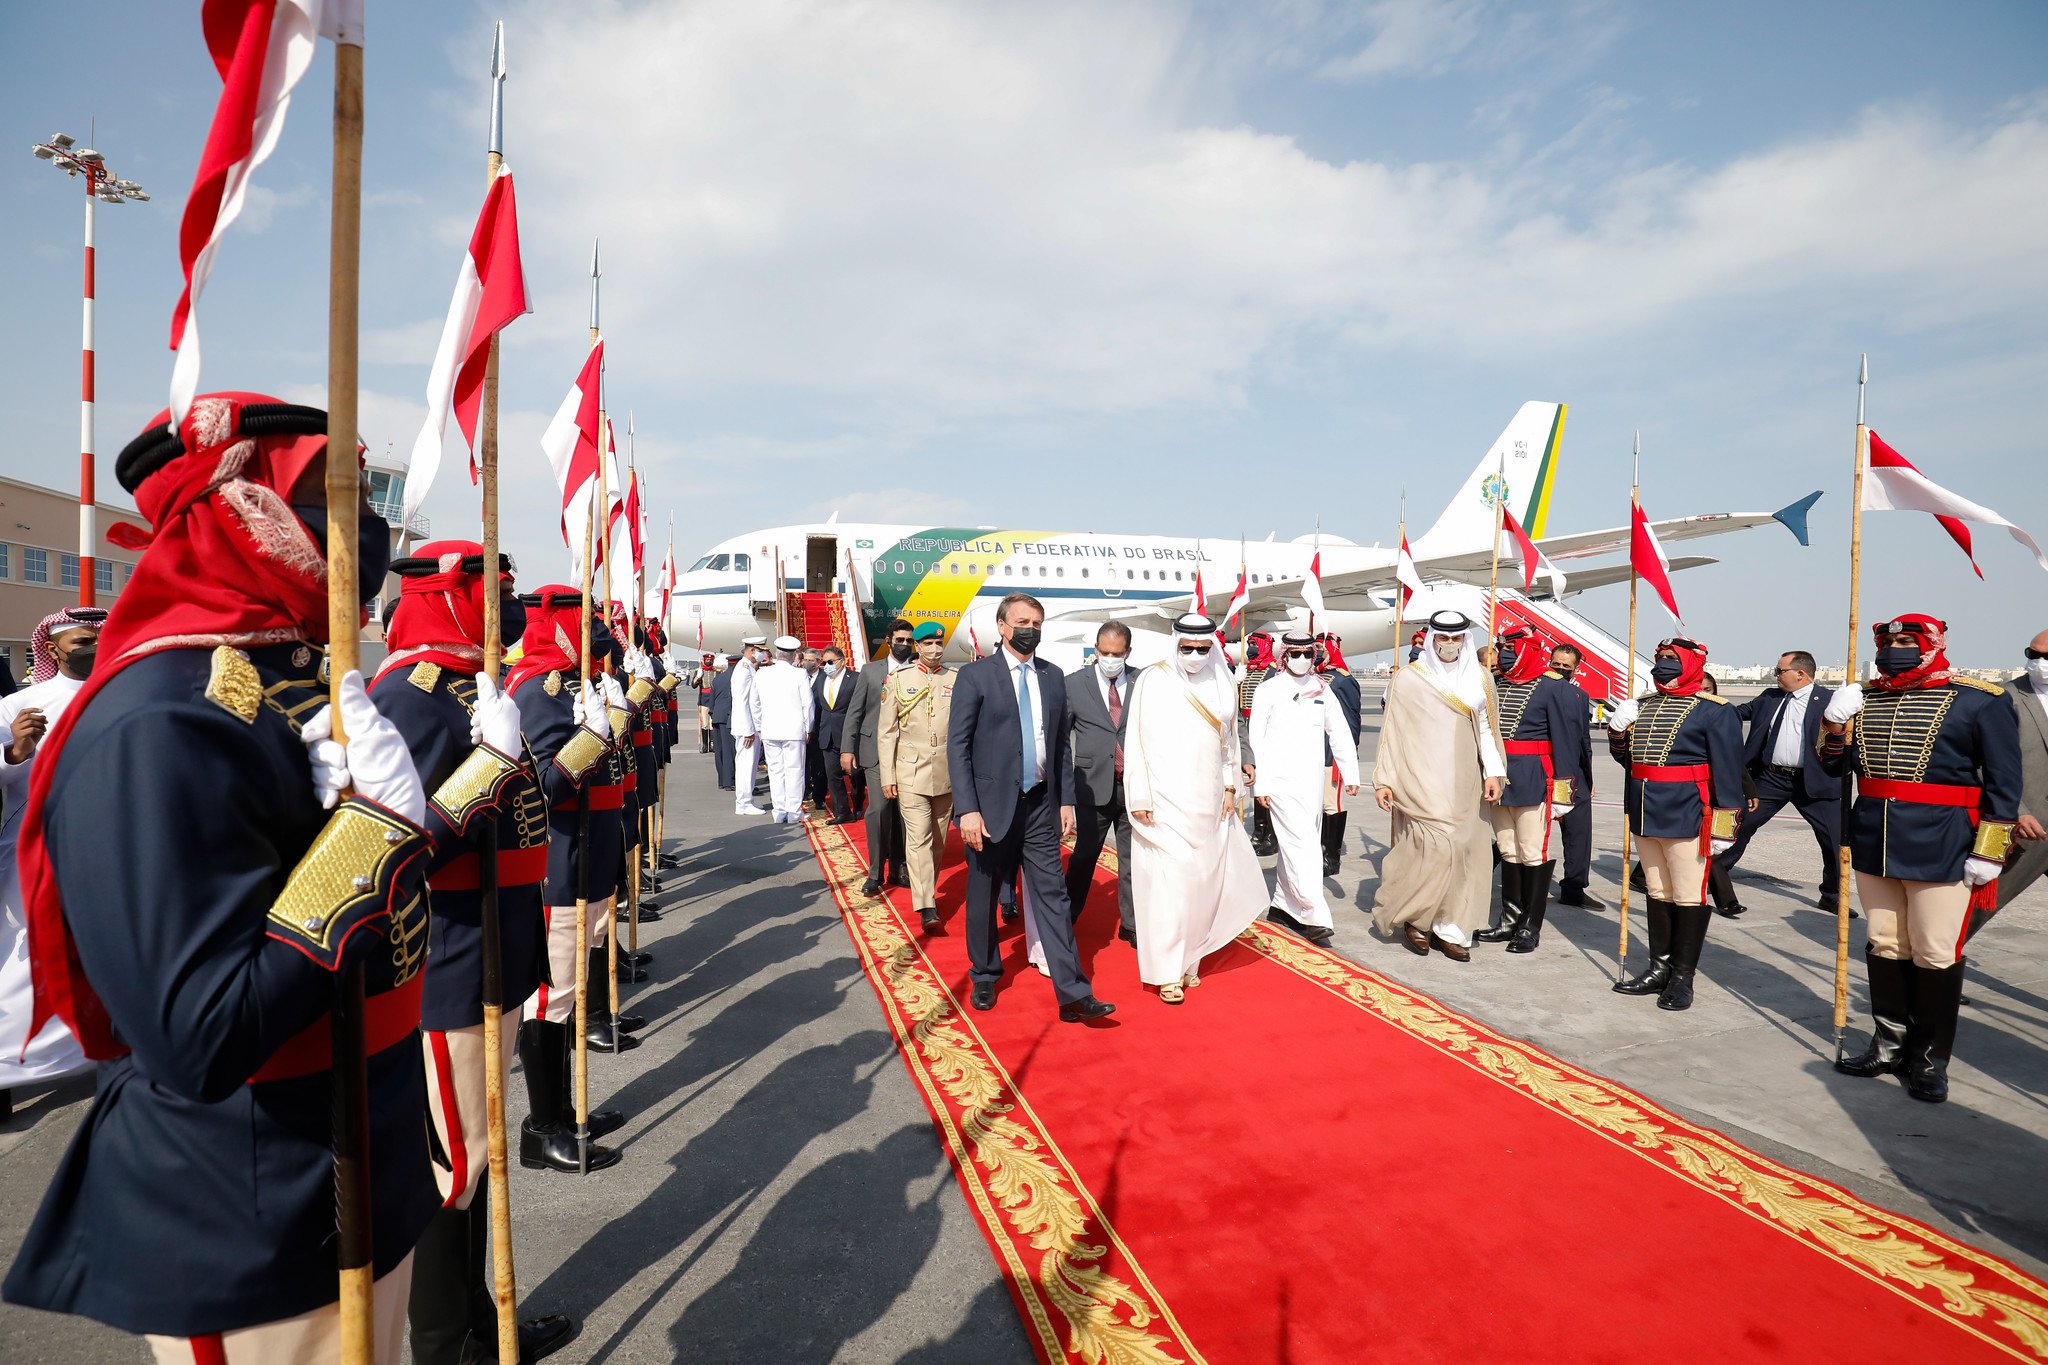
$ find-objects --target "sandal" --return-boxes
[1182,973,1201,989]
[1159,983,1185,1005]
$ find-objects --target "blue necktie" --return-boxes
[1017,661,1038,791]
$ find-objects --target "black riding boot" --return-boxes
[1657,903,1712,1011]
[1834,951,1915,1078]
[1252,802,1278,857]
[1506,860,1556,954]
[408,1206,475,1365]
[584,949,644,1053]
[1902,959,1965,1103]
[518,1020,621,1172]
[1475,862,1526,943]
[1321,810,1348,878]
[1613,897,1674,994]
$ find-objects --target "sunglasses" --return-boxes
[2027,648,2048,661]
[1179,643,1213,655]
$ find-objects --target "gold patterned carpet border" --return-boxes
[1236,920,2048,1362]
[806,818,1201,1365]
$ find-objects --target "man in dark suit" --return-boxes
[813,645,860,823]
[1994,627,2048,913]
[709,653,737,790]
[843,618,915,897]
[948,593,1113,1021]
[1720,650,1841,911]
[1548,644,1602,908]
[1065,622,1138,944]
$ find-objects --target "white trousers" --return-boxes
[1265,788,1332,929]
[763,738,806,816]
[148,1255,413,1364]
[735,735,762,811]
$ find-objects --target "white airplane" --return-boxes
[666,402,1820,701]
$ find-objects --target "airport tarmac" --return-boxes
[1,691,2041,1362]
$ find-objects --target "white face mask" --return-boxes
[1285,655,1313,677]
[1098,655,1126,679]
[2028,658,2048,689]
[823,662,841,677]
[1178,648,1210,675]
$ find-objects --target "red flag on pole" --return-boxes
[1864,430,2048,578]
[1395,532,1422,613]
[407,167,528,520]
[1630,502,1682,624]
[1502,506,1567,595]
[539,339,603,573]
[1301,548,1326,621]
[1223,564,1249,627]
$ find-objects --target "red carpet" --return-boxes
[805,819,2048,1364]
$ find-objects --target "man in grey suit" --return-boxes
[1995,627,2048,911]
[1066,621,1138,944]
[842,617,916,898]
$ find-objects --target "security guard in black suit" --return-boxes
[1719,649,1842,911]
[1548,644,1602,908]
[709,652,738,789]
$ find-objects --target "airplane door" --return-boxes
[806,536,837,593]
[745,547,778,607]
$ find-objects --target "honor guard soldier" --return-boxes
[2,396,441,1361]
[370,544,576,1363]
[1822,614,2022,1103]
[506,588,630,1173]
[593,630,654,992]
[1237,632,1278,856]
[1476,624,1585,953]
[879,622,958,931]
[1605,635,1745,1010]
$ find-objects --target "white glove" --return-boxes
[470,673,523,755]
[1963,856,2003,887]
[601,673,627,709]
[629,648,656,682]
[1606,698,1639,732]
[1823,683,1863,724]
[1551,805,1576,821]
[573,682,611,741]
[300,670,429,825]
[1711,837,1737,857]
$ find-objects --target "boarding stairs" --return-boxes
[784,591,853,658]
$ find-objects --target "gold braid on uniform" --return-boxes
[554,725,608,782]
[267,798,431,971]
[1973,820,2015,863]
[625,676,656,707]
[429,744,529,836]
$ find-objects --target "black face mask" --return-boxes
[291,503,392,607]
[890,641,914,664]
[62,644,97,679]
[1495,646,1518,673]
[1552,663,1575,680]
[498,595,527,644]
[1009,626,1042,655]
[1876,645,1924,677]
[1651,658,1683,686]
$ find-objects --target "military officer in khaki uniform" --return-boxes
[879,621,957,932]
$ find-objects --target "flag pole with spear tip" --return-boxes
[1617,432,1641,979]
[571,241,600,1175]
[1393,489,1406,671]
[597,415,621,1058]
[475,22,521,1359]
[322,12,374,1361]
[1833,356,1869,1061]
[622,413,643,979]
[658,508,674,868]
[1488,455,1505,645]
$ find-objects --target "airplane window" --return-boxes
[949,563,959,575]
[1142,570,1151,580]
[913,562,925,574]
[894,561,905,573]
[1125,570,1134,580]
[1174,571,1183,581]
[690,555,715,571]
[1081,568,1089,579]
[732,554,750,571]
[1039,566,1047,578]
[1056,567,1064,578]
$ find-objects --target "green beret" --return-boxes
[913,621,944,641]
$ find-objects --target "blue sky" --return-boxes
[3,0,2044,664]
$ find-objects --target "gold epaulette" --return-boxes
[607,705,632,738]
[204,645,263,723]
[267,798,428,970]
[1973,820,2015,862]
[1953,676,2006,695]
[626,677,655,706]
[555,726,607,780]
[429,744,525,835]
[1696,691,1730,705]
[543,670,563,697]
[408,661,442,692]
[659,673,680,692]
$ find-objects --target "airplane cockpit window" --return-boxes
[731,553,750,572]
[689,554,715,571]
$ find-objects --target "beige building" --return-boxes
[0,474,147,683]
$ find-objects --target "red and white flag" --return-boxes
[598,420,632,599]
[1502,507,1567,596]
[169,0,361,422]
[406,167,528,521]
[1630,502,1682,624]
[540,340,603,574]
[1223,563,1250,627]
[658,542,677,624]
[1865,431,2048,578]
[1395,532,1422,613]
[1301,547,1326,621]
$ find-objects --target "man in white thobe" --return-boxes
[732,634,767,815]
[1125,614,1267,1002]
[0,609,105,1107]
[754,635,817,823]
[1250,630,1360,944]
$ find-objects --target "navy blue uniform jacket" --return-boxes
[1609,690,1746,841]
[947,650,1076,841]
[709,669,733,726]
[3,644,439,1336]
[513,670,625,902]
[1496,673,1583,808]
[1820,679,2022,882]
[372,665,548,1032]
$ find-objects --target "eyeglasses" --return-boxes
[1178,643,1213,655]
[2027,648,2048,661]
[1771,665,1805,676]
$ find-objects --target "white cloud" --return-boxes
[238,182,317,233]
[1317,0,1485,81]
[499,0,2048,437]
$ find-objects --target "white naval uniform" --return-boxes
[0,674,91,1089]
[1250,669,1360,930]
[753,661,816,820]
[731,657,763,813]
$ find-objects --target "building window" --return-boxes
[23,548,48,584]
[60,553,80,589]
[0,544,9,578]
[96,560,115,594]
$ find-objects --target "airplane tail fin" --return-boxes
[1411,401,1568,558]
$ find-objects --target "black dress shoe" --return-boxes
[970,983,996,1011]
[889,867,911,890]
[920,907,941,932]
[519,1119,621,1173]
[1300,922,1334,945]
[1712,901,1747,919]
[1558,888,1605,910]
[612,1011,647,1034]
[860,877,884,897]
[624,949,654,968]
[584,1023,641,1053]
[585,1107,625,1140]
[503,1311,578,1363]
[1322,853,1340,878]
[1058,996,1116,1023]
[1252,841,1279,858]
[659,852,679,868]
[1117,926,1138,946]
[635,900,664,920]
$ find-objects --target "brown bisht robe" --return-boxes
[1370,665,1502,942]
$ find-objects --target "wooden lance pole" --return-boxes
[1392,493,1406,674]
[476,22,520,1360]
[573,242,600,1173]
[1617,433,1641,978]
[324,20,375,1363]
[599,416,622,1057]
[1487,455,1505,646]
[1834,356,1869,1060]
